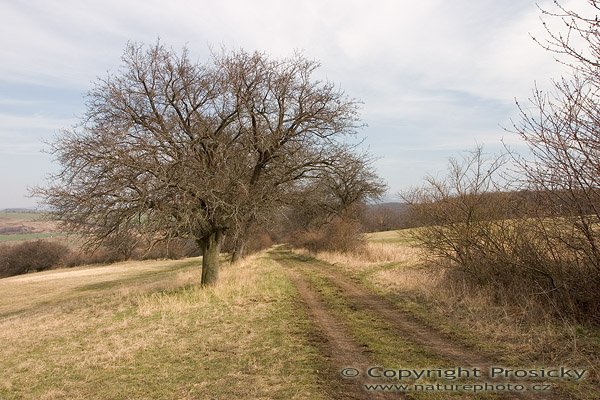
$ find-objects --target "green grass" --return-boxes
[0,232,64,242]
[307,271,447,365]
[0,254,326,400]
[0,211,45,221]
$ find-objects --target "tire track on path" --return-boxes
[277,255,404,399]
[272,248,567,400]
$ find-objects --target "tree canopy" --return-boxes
[38,42,383,285]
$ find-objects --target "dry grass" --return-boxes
[296,241,421,270]
[0,254,325,400]
[369,266,442,295]
[303,230,600,399]
[0,258,199,317]
[364,229,412,243]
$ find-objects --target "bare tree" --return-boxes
[311,151,387,218]
[401,147,511,270]
[510,1,600,314]
[36,42,365,285]
[533,0,600,72]
[217,50,366,263]
[276,150,386,252]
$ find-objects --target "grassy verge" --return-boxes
[0,254,325,400]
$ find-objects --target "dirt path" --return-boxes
[285,268,399,400]
[314,263,492,369]
[271,248,566,400]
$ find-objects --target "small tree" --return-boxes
[311,151,387,218]
[36,42,366,285]
[280,151,386,252]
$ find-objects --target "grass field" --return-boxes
[0,255,326,400]
[364,229,407,243]
[2,231,599,399]
[0,232,64,242]
[0,211,43,221]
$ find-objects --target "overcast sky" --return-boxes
[0,0,577,208]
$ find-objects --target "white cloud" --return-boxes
[0,0,566,105]
[0,98,43,107]
[0,113,72,131]
[0,0,588,206]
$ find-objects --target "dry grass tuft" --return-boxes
[370,266,443,296]
[135,254,262,317]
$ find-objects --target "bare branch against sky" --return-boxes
[0,0,570,208]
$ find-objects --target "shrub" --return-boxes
[403,148,600,324]
[0,235,202,279]
[60,237,201,268]
[291,217,366,253]
[246,231,274,254]
[0,240,71,278]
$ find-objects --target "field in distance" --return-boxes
[0,210,63,243]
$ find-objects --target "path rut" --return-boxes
[271,248,566,400]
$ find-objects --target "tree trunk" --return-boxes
[198,230,224,286]
[231,218,255,264]
[231,239,246,264]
